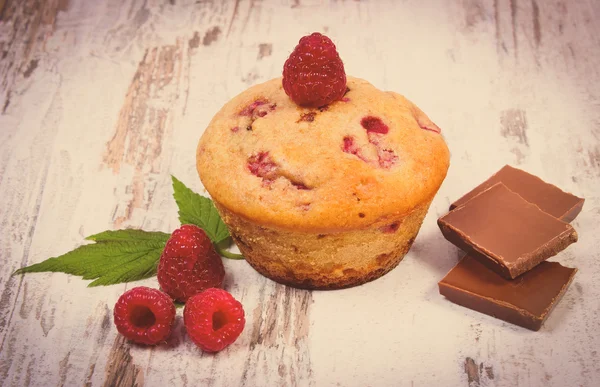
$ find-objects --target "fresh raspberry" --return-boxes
[283,32,346,108]
[157,225,225,303]
[184,288,245,352]
[113,287,176,345]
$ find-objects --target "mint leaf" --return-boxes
[14,230,170,287]
[171,176,230,244]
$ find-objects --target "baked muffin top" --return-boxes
[197,76,450,232]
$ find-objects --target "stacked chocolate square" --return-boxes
[437,165,585,331]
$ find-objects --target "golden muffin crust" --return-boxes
[197,76,450,232]
[216,201,430,289]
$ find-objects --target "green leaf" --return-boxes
[171,176,230,244]
[86,229,168,243]
[14,230,170,287]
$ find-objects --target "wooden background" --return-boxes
[1,0,599,386]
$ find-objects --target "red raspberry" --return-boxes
[283,32,347,108]
[184,288,245,352]
[239,98,268,116]
[113,286,175,345]
[157,224,225,303]
[342,136,366,161]
[361,116,389,134]
[248,151,278,181]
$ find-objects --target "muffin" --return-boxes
[196,75,450,289]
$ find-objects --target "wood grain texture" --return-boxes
[0,0,599,386]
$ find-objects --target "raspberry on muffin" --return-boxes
[283,32,347,108]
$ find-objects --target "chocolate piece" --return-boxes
[438,183,578,279]
[439,254,577,331]
[449,165,584,222]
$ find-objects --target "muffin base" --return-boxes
[216,201,431,290]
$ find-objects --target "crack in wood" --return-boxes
[0,0,7,21]
[202,26,222,46]
[22,59,38,78]
[465,357,480,386]
[494,0,520,57]
[103,335,144,387]
[58,350,72,386]
[500,108,529,146]
[188,31,201,49]
[531,0,541,46]
[84,363,96,387]
[510,0,518,57]
[81,304,113,386]
[463,0,487,29]
[588,146,600,174]
[2,90,10,114]
[0,79,61,349]
[494,0,503,54]
[58,0,69,12]
[464,357,495,386]
[103,37,189,227]
[227,0,241,37]
[0,0,67,113]
[257,43,272,60]
[0,275,17,331]
[40,304,56,337]
[240,282,313,386]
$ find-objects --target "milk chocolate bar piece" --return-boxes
[438,183,578,279]
[449,165,584,222]
[439,254,577,331]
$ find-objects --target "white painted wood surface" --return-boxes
[1,0,599,386]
